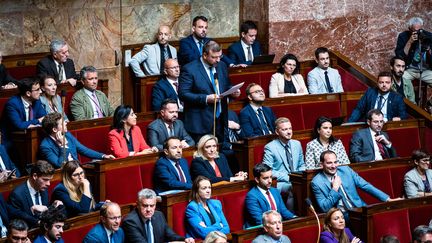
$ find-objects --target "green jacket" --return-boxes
[70,88,114,120]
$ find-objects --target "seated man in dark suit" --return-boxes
[312,150,401,219]
[1,77,47,150]
[350,109,397,163]
[36,39,78,86]
[33,206,66,243]
[178,16,234,67]
[122,188,195,243]
[228,20,262,66]
[7,219,29,243]
[83,202,124,243]
[147,99,194,151]
[178,41,240,143]
[0,144,20,181]
[70,66,114,120]
[239,83,276,138]
[151,59,183,112]
[39,112,114,168]
[348,71,407,122]
[8,160,63,228]
[153,137,193,194]
[244,163,296,228]
[0,52,17,89]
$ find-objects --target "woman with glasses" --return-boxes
[108,105,157,158]
[404,149,432,198]
[39,75,68,121]
[269,53,308,98]
[185,176,230,239]
[51,160,96,217]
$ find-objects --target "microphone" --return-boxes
[305,198,321,243]
[212,71,219,137]
[60,90,67,164]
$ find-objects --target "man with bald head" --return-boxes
[83,202,125,243]
[130,25,178,77]
[151,58,183,112]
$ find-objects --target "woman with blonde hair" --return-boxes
[320,208,361,243]
[190,134,247,183]
[39,75,69,121]
[203,231,228,243]
[51,160,95,217]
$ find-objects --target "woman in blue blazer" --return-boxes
[185,176,230,239]
[190,134,247,183]
[52,160,95,218]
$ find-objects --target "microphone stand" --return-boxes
[61,90,67,165]
[213,73,219,137]
[418,37,424,107]
[306,198,321,243]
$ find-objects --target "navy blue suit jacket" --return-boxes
[83,222,125,243]
[153,157,192,194]
[348,88,407,122]
[8,182,49,227]
[39,132,104,168]
[190,153,233,183]
[33,235,64,243]
[0,144,20,177]
[178,35,233,66]
[239,104,276,138]
[51,182,92,218]
[0,194,10,229]
[151,77,179,111]
[227,40,262,65]
[244,187,295,228]
[178,59,231,135]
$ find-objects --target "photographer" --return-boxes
[395,17,432,97]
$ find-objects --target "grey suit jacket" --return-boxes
[252,234,291,243]
[129,43,177,77]
[404,168,432,198]
[146,118,195,151]
[349,128,397,163]
[262,139,305,185]
[307,66,343,94]
[70,88,114,121]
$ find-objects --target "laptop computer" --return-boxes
[251,54,275,65]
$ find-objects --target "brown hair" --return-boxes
[323,208,349,243]
[190,176,211,203]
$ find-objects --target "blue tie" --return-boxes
[198,40,203,55]
[110,232,114,243]
[146,220,152,243]
[257,108,270,135]
[209,67,221,118]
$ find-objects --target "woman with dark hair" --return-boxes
[185,176,230,239]
[404,149,432,198]
[108,105,157,158]
[51,160,95,217]
[269,53,308,98]
[190,134,247,183]
[305,116,350,169]
[39,75,69,121]
[320,208,361,243]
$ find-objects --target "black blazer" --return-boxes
[190,153,233,183]
[122,209,184,243]
[36,55,78,83]
[0,64,17,86]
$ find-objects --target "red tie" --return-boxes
[266,191,276,210]
[28,104,34,120]
[376,133,387,159]
[173,82,179,92]
[175,162,186,183]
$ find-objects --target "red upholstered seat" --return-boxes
[286,224,321,243]
[74,125,110,163]
[301,101,341,130]
[271,104,304,130]
[357,169,394,204]
[345,99,360,118]
[136,120,151,138]
[259,72,275,97]
[62,224,95,242]
[386,127,420,157]
[8,66,37,80]
[146,83,154,111]
[390,166,411,198]
[104,165,143,204]
[253,145,265,164]
[171,201,188,236]
[140,161,157,189]
[0,98,8,116]
[409,205,432,233]
[48,179,61,201]
[337,68,368,92]
[337,134,353,156]
[220,190,248,231]
[63,90,75,119]
[371,209,411,243]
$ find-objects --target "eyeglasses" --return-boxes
[250,89,264,94]
[72,171,84,177]
[419,158,431,164]
[106,216,122,221]
[31,88,41,92]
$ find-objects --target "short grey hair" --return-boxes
[408,17,424,28]
[262,210,281,226]
[49,39,67,54]
[137,188,157,201]
[203,231,227,243]
[80,65,97,81]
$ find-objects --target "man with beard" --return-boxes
[348,71,407,122]
[153,137,193,194]
[350,109,397,163]
[83,202,125,243]
[147,99,194,151]
[311,150,399,217]
[129,25,177,77]
[262,117,305,210]
[33,207,66,243]
[179,41,240,143]
[239,83,276,138]
[390,56,415,103]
